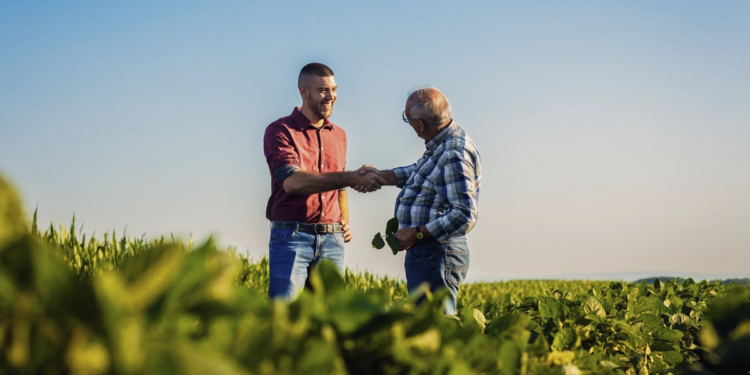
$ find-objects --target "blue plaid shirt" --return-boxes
[393,121,482,242]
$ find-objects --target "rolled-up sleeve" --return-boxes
[424,151,479,242]
[392,163,417,188]
[264,124,300,183]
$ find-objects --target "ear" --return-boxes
[416,119,426,133]
[298,86,308,100]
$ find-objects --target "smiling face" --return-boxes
[300,75,337,122]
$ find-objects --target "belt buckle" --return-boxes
[315,224,327,233]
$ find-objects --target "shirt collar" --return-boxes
[425,120,458,151]
[290,107,333,130]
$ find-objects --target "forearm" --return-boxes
[282,171,356,195]
[338,189,349,224]
[379,170,398,186]
[391,164,417,188]
[425,202,476,242]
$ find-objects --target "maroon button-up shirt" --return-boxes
[264,107,347,224]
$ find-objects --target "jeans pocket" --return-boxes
[332,232,346,248]
[270,228,297,243]
[408,244,430,259]
[445,250,470,289]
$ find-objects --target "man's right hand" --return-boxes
[351,168,386,192]
[353,165,397,193]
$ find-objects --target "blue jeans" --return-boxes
[404,236,470,315]
[267,224,346,300]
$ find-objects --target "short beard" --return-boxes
[308,100,331,120]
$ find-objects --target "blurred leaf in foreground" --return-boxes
[0,174,26,246]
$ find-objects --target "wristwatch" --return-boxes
[415,226,424,240]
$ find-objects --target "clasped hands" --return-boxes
[351,165,385,193]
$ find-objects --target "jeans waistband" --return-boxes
[270,221,344,234]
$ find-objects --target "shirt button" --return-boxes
[321,147,325,150]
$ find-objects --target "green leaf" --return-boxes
[651,356,667,373]
[526,333,549,357]
[635,313,663,329]
[328,292,382,334]
[651,326,683,342]
[682,278,695,288]
[669,313,690,325]
[309,260,346,295]
[472,308,487,328]
[659,351,684,365]
[486,312,530,339]
[650,340,679,352]
[582,296,607,318]
[404,328,441,352]
[552,328,578,351]
[461,306,486,333]
[630,296,666,316]
[147,341,252,375]
[297,340,339,372]
[539,297,564,321]
[546,351,575,365]
[0,175,26,247]
[117,245,185,311]
[385,217,399,236]
[637,279,648,297]
[499,341,520,375]
[599,360,620,369]
[385,235,399,255]
[371,233,385,249]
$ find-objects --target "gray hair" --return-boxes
[407,87,451,130]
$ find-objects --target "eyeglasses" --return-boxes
[402,111,422,123]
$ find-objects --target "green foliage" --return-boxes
[0,173,746,374]
[683,288,750,374]
[371,217,400,255]
[0,177,26,247]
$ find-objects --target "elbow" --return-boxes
[276,166,302,194]
[282,180,302,195]
[465,218,477,233]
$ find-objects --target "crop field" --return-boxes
[1,177,748,375]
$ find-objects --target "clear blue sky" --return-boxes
[2,1,749,280]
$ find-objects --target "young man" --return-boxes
[263,63,385,300]
[355,87,482,314]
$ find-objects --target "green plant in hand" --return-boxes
[371,217,400,255]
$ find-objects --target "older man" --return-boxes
[358,87,481,314]
[264,62,385,300]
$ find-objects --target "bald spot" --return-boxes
[407,87,451,128]
[408,87,446,106]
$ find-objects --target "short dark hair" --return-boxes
[298,62,334,87]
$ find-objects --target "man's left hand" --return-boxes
[342,221,353,243]
[394,227,417,251]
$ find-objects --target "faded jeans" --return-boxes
[267,224,345,300]
[405,236,470,315]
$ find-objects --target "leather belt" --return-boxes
[270,221,344,234]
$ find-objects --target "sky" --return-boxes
[1,1,749,281]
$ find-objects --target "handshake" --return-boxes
[350,165,389,193]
